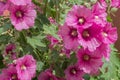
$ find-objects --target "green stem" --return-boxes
[44,0,48,16]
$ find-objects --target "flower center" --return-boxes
[79,17,85,24]
[95,16,99,19]
[11,74,17,80]
[16,11,23,18]
[21,65,26,70]
[70,68,77,75]
[102,32,108,37]
[71,29,78,37]
[82,30,90,38]
[83,54,90,61]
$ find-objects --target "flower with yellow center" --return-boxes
[82,31,90,38]
[102,32,108,37]
[79,18,84,24]
[71,30,78,37]
[21,65,26,70]
[83,54,90,61]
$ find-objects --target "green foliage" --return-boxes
[43,24,60,40]
[37,61,44,72]
[27,34,46,48]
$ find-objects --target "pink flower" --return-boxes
[5,44,16,54]
[110,0,120,8]
[65,5,94,28]
[38,69,58,80]
[10,4,36,31]
[99,0,107,8]
[0,66,19,80]
[3,43,17,59]
[48,17,57,25]
[97,44,111,61]
[78,23,102,52]
[100,23,118,44]
[77,48,103,74]
[10,0,32,5]
[47,35,59,49]
[59,23,79,50]
[0,0,10,15]
[61,48,71,58]
[64,64,84,80]
[16,55,36,80]
[92,1,107,27]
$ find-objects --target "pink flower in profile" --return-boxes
[99,0,107,8]
[61,48,71,58]
[97,44,111,61]
[92,1,107,27]
[110,0,120,8]
[64,64,84,80]
[65,5,94,28]
[16,55,36,80]
[10,4,36,31]
[47,35,59,49]
[48,17,57,25]
[0,0,10,15]
[10,0,32,5]
[0,66,19,80]
[78,23,102,52]
[100,23,118,44]
[58,23,79,50]
[5,44,15,53]
[3,43,17,59]
[38,69,58,80]
[77,48,103,74]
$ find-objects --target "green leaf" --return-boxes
[107,15,112,22]
[27,35,46,48]
[37,61,44,72]
[43,24,60,40]
[0,27,4,34]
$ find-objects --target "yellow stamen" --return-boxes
[83,54,90,61]
[21,65,26,70]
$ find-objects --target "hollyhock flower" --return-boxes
[47,35,59,49]
[110,0,120,8]
[10,0,32,5]
[0,0,10,15]
[100,23,118,44]
[99,0,107,8]
[38,69,58,80]
[92,1,107,27]
[0,66,19,80]
[65,5,94,28]
[61,48,71,58]
[77,48,103,74]
[3,43,17,59]
[5,44,16,54]
[16,55,36,80]
[48,17,57,25]
[97,44,111,61]
[58,23,79,50]
[64,64,84,80]
[10,4,36,31]
[78,23,102,52]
